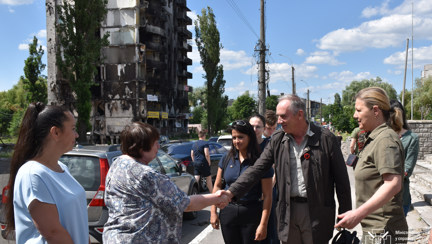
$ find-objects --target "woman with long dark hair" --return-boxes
[6,102,88,243]
[389,99,419,216]
[210,120,273,243]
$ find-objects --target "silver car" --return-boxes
[0,145,198,243]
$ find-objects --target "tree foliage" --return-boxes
[341,77,397,106]
[195,7,227,135]
[403,77,432,120]
[56,0,109,142]
[228,91,257,121]
[323,93,359,133]
[0,80,27,137]
[266,95,278,111]
[21,36,47,104]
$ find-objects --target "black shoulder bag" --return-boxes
[332,229,360,244]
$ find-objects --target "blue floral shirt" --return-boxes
[103,155,190,244]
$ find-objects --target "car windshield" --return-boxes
[148,150,179,174]
[60,155,101,191]
[217,139,232,147]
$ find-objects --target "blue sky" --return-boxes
[1,0,432,104]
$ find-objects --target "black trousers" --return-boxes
[219,201,263,244]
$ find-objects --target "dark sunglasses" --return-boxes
[232,120,247,126]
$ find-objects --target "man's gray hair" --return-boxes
[278,94,306,119]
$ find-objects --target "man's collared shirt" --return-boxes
[287,122,314,198]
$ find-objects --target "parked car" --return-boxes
[217,135,233,151]
[0,145,198,243]
[208,136,219,142]
[159,135,170,146]
[161,141,228,191]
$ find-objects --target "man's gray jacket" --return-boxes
[228,123,352,244]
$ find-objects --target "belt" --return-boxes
[290,196,307,203]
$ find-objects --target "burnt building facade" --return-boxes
[46,0,193,143]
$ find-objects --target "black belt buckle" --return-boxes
[291,196,307,203]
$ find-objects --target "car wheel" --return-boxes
[199,177,208,192]
[183,186,198,220]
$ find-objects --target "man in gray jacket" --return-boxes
[225,94,352,244]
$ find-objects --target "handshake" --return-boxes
[212,190,233,209]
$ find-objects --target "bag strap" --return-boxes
[221,154,230,184]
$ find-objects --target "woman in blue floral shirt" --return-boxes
[103,122,229,244]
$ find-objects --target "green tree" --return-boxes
[228,91,256,121]
[56,0,109,142]
[323,93,357,133]
[266,95,278,111]
[188,86,206,107]
[195,7,227,135]
[190,105,205,124]
[21,36,47,103]
[412,77,432,120]
[0,80,28,137]
[341,77,397,106]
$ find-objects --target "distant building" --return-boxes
[422,64,432,79]
[46,0,193,143]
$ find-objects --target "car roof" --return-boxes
[63,145,121,158]
[217,135,232,140]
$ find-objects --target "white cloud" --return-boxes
[36,29,46,39]
[263,62,318,85]
[226,81,257,97]
[188,45,254,74]
[328,70,373,83]
[384,45,432,69]
[8,6,14,12]
[187,11,198,24]
[304,51,343,66]
[220,49,254,71]
[0,0,33,5]
[318,0,432,53]
[18,36,47,51]
[18,43,29,50]
[187,11,198,32]
[296,49,305,56]
[361,0,390,18]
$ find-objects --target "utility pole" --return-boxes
[320,98,323,125]
[292,66,296,95]
[307,89,310,120]
[402,38,409,106]
[258,0,266,115]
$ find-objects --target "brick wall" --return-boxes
[407,120,432,160]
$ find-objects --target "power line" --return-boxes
[224,0,259,39]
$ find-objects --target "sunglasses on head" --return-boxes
[232,120,247,126]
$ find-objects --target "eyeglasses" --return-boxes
[232,120,247,127]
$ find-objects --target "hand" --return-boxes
[214,190,230,209]
[334,210,363,229]
[255,224,267,241]
[428,229,432,244]
[210,212,220,229]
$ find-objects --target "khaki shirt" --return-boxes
[355,123,406,231]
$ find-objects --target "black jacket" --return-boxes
[229,123,352,243]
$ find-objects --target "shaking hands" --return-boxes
[213,190,232,209]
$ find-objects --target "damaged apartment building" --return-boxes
[46,0,193,143]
